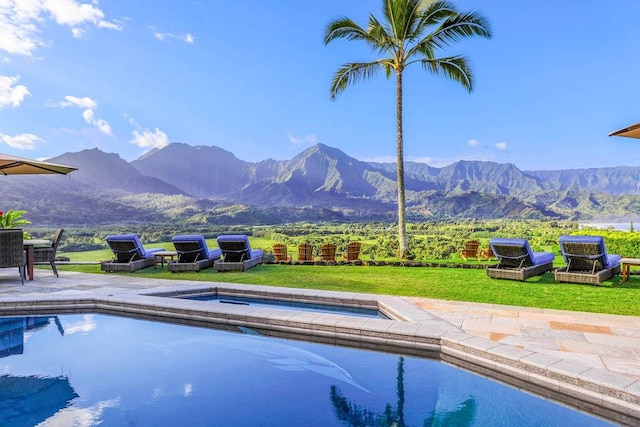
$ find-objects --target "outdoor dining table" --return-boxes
[23,239,51,281]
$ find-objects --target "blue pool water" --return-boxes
[185,294,388,318]
[0,314,613,426]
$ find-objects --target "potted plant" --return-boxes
[0,210,31,238]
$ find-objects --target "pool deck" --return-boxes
[0,270,639,424]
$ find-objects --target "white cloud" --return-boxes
[62,95,96,109]
[131,128,169,149]
[0,0,121,56]
[183,383,193,397]
[153,29,195,44]
[40,397,120,427]
[60,95,112,136]
[288,132,318,145]
[0,75,30,107]
[62,314,96,335]
[0,132,42,150]
[468,138,508,152]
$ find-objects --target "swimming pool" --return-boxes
[183,294,389,318]
[0,314,613,426]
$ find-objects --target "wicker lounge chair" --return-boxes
[555,235,621,285]
[168,235,221,272]
[0,229,26,284]
[320,244,336,262]
[460,240,480,261]
[343,242,362,262]
[298,244,314,262]
[272,243,288,262]
[101,234,165,273]
[214,235,263,272]
[486,238,555,281]
[33,228,64,277]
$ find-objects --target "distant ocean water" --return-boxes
[579,221,639,231]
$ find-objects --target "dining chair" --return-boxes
[33,228,65,277]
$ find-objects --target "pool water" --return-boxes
[185,294,388,318]
[0,314,613,426]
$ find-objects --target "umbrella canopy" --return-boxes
[609,122,640,139]
[0,153,77,175]
[0,375,78,426]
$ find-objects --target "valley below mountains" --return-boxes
[4,142,640,226]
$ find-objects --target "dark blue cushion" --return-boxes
[106,234,163,260]
[216,235,259,261]
[490,238,554,267]
[173,235,209,259]
[559,235,621,269]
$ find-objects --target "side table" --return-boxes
[153,251,178,269]
[620,257,640,283]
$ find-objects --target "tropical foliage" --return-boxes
[325,0,491,258]
[0,209,31,229]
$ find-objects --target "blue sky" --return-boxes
[1,0,639,171]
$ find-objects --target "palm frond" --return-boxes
[367,14,396,53]
[420,55,474,92]
[428,11,492,49]
[329,61,386,100]
[418,0,458,27]
[324,18,368,45]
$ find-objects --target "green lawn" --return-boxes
[57,262,640,317]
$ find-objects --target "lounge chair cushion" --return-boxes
[106,234,164,261]
[490,238,555,267]
[559,235,621,270]
[172,235,221,261]
[217,234,262,262]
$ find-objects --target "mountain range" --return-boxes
[4,142,640,226]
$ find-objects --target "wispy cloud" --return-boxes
[0,0,121,56]
[288,132,318,145]
[0,132,42,150]
[0,75,30,108]
[152,29,195,44]
[127,115,169,149]
[468,138,509,152]
[60,95,112,136]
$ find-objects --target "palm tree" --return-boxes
[325,0,492,258]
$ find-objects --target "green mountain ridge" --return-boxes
[4,142,640,226]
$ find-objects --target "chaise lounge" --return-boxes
[214,235,263,272]
[555,235,621,285]
[486,238,555,281]
[168,235,221,272]
[101,234,165,273]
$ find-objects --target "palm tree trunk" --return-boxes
[396,71,410,258]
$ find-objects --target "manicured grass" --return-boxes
[57,263,640,317]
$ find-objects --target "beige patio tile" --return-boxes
[549,321,615,334]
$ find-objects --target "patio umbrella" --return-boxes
[0,153,77,175]
[609,122,640,139]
